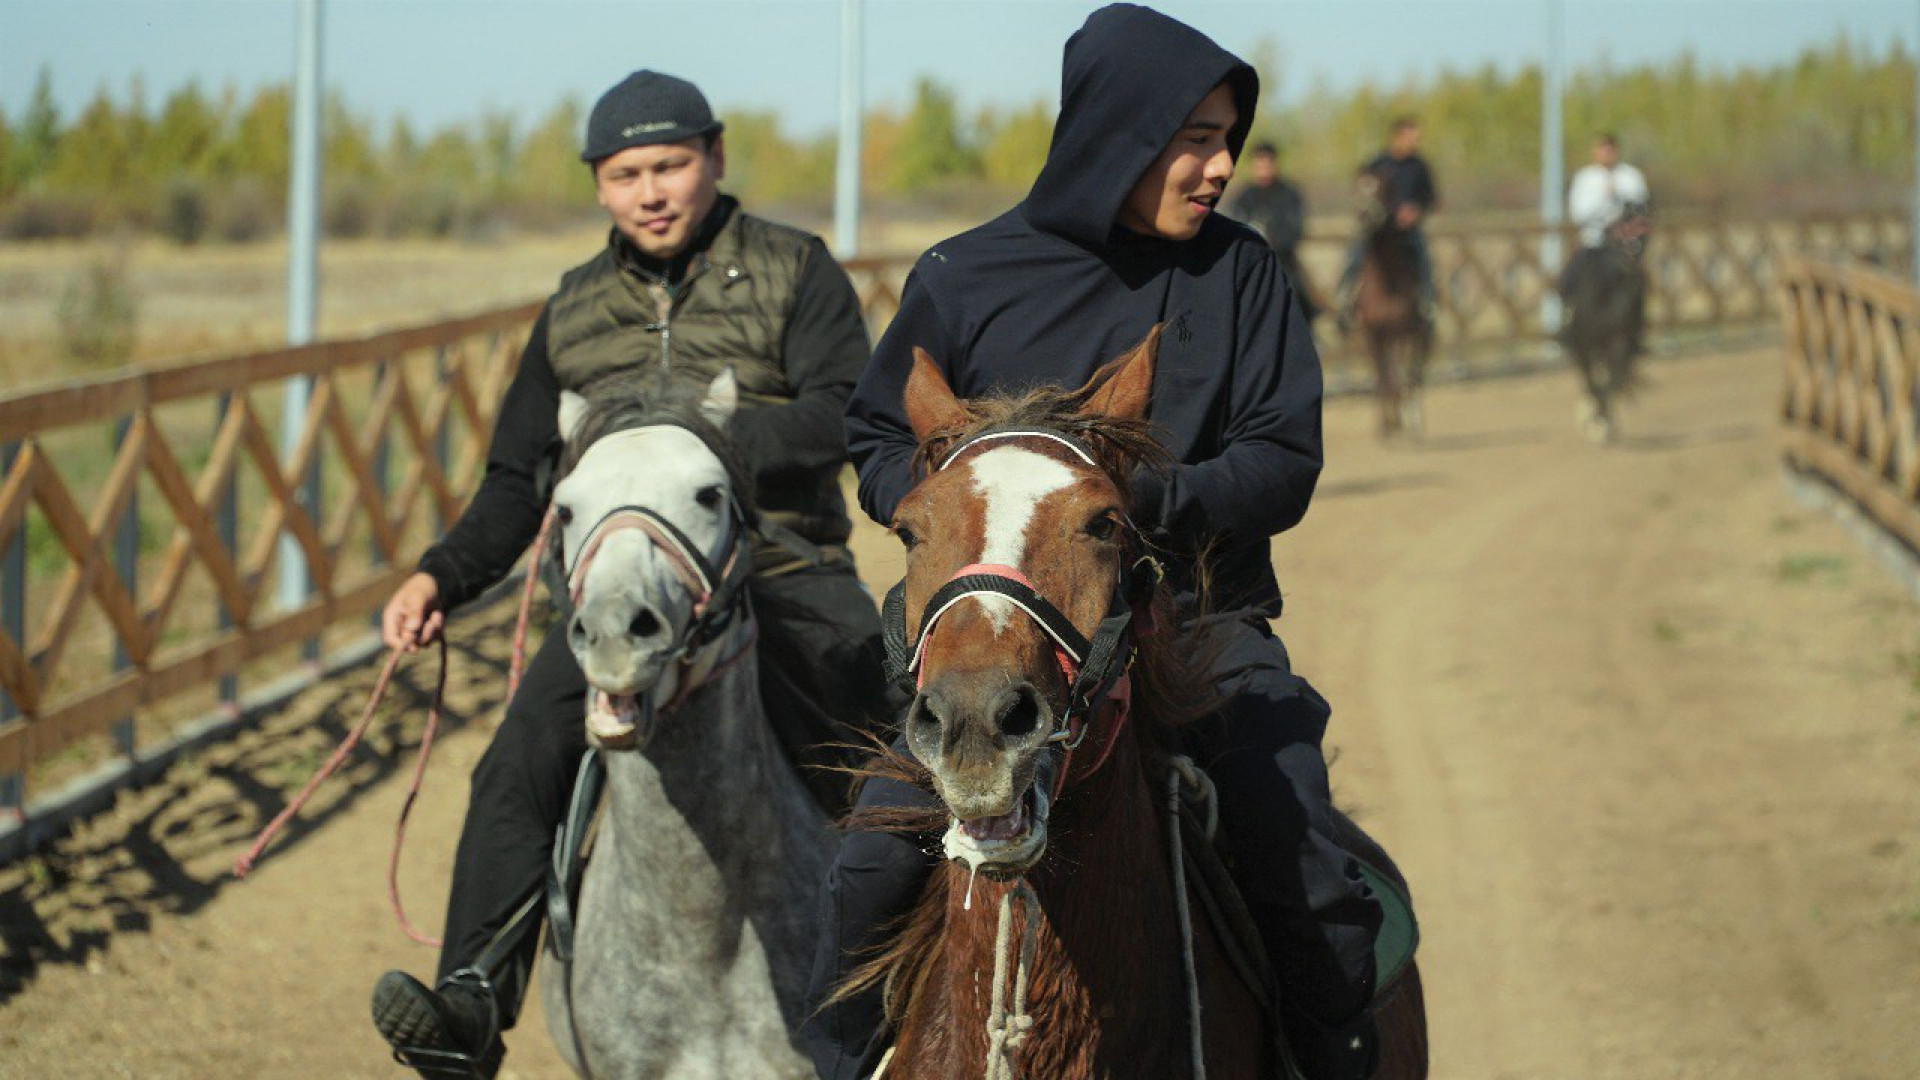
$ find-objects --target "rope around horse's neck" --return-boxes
[980,757,1212,1080]
[985,880,1042,1080]
[232,636,448,948]
[1167,753,1217,1080]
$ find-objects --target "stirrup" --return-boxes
[374,968,504,1080]
[389,1044,502,1080]
[547,747,605,963]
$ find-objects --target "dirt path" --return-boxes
[4,348,1918,1078]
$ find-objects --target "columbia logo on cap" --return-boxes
[622,121,677,137]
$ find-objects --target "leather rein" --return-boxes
[888,426,1163,798]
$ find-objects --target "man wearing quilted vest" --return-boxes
[367,69,888,1078]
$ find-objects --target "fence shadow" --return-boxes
[1616,422,1759,453]
[0,604,514,1006]
[1405,426,1555,453]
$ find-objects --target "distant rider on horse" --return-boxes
[1559,131,1652,353]
[1229,140,1321,324]
[367,69,891,1079]
[810,6,1387,1079]
[1337,115,1439,328]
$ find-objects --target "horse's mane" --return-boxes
[824,382,1228,1021]
[557,366,756,518]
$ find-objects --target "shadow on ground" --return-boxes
[1317,472,1450,500]
[1615,422,1760,452]
[0,612,513,1006]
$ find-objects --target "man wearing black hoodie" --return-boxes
[807,7,1383,1079]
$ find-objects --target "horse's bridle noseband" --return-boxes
[887,426,1163,794]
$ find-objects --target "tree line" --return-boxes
[0,37,1908,244]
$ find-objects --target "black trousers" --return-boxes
[432,559,888,1026]
[801,615,1383,1080]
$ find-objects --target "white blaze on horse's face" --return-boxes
[966,447,1077,634]
[552,424,734,746]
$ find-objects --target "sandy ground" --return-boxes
[3,347,1919,1078]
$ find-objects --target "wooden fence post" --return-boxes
[434,346,452,535]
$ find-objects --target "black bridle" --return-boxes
[882,426,1162,783]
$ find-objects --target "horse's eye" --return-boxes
[554,504,573,526]
[894,524,919,550]
[695,485,723,510]
[1085,513,1119,543]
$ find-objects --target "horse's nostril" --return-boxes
[629,608,661,639]
[569,615,589,647]
[910,691,948,745]
[998,685,1041,739]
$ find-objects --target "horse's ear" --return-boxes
[699,368,739,428]
[1080,324,1158,421]
[904,347,968,441]
[557,390,589,445]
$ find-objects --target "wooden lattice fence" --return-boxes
[0,210,1903,827]
[0,304,539,815]
[1300,210,1910,381]
[1778,257,1920,554]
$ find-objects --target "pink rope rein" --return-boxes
[233,636,448,947]
[509,509,556,700]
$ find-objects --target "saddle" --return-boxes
[1172,766,1420,1078]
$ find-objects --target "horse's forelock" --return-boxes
[908,383,1171,495]
[558,369,755,514]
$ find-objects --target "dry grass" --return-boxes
[0,230,603,393]
[0,217,975,395]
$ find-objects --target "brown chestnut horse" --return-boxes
[843,330,1427,1079]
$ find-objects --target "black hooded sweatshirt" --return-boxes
[843,3,1321,618]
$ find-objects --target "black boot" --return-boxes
[371,969,505,1079]
[1278,997,1378,1080]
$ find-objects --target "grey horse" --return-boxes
[539,370,830,1079]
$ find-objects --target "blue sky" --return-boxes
[2,1,1913,137]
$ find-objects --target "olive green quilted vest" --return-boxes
[545,209,811,403]
[543,206,852,556]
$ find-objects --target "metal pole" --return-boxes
[280,0,322,661]
[217,393,240,707]
[833,0,864,257]
[1912,0,1920,278]
[1,440,24,822]
[1541,0,1566,333]
[370,359,389,615]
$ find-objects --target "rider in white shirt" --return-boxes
[1559,131,1652,354]
[1567,132,1649,247]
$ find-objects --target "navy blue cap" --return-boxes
[581,70,724,163]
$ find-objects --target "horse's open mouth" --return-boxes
[942,780,1051,880]
[587,690,652,748]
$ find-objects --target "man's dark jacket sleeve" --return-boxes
[1131,251,1323,546]
[416,308,559,609]
[732,238,871,487]
[845,262,950,527]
